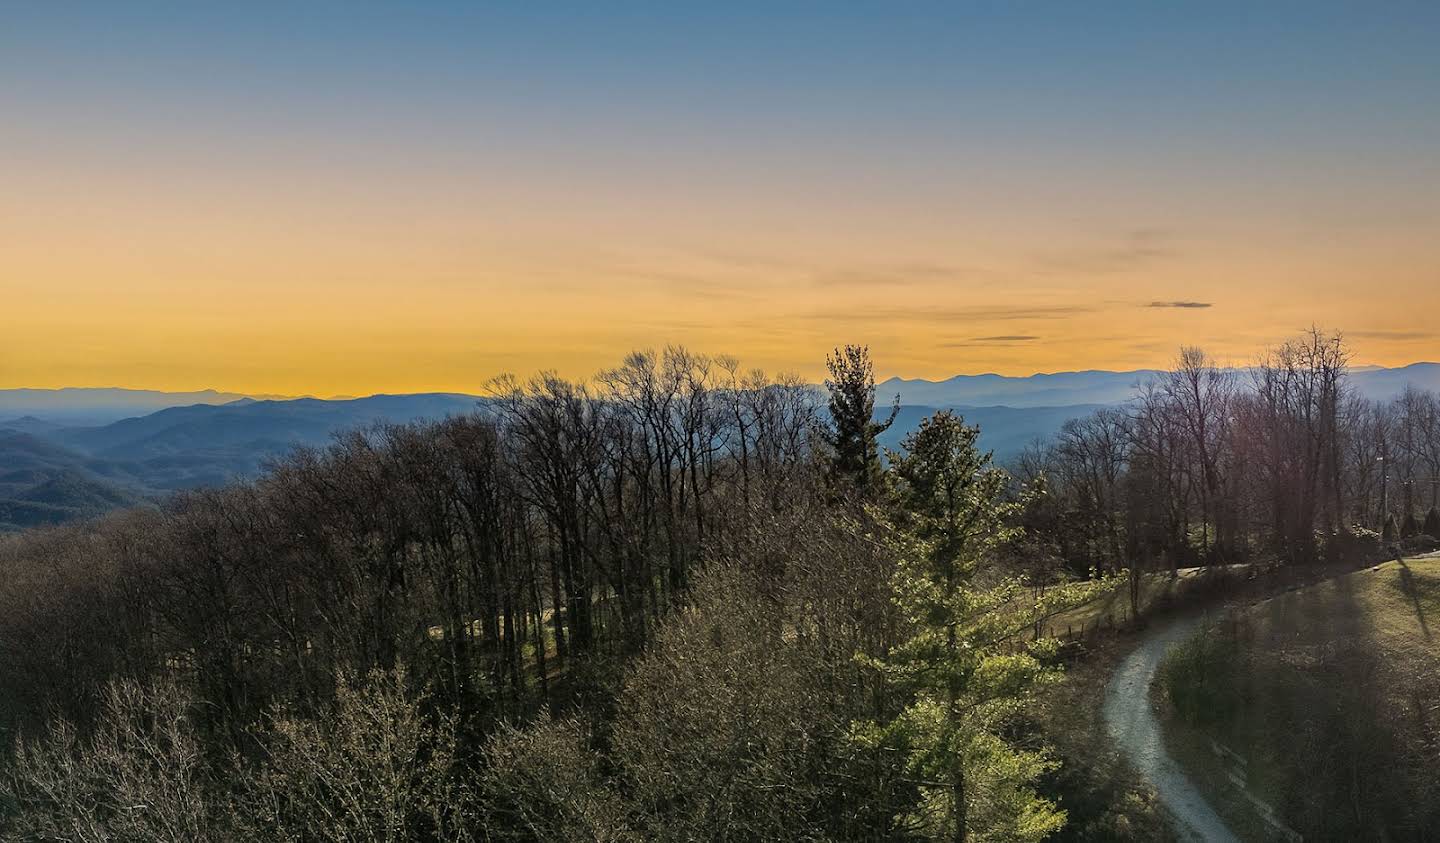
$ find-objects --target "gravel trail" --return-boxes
[1101,614,1240,842]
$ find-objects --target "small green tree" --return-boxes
[1401,511,1420,538]
[821,344,898,498]
[1424,507,1440,539]
[855,411,1111,841]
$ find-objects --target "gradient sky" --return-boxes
[3,2,1439,395]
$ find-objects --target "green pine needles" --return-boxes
[853,411,1116,842]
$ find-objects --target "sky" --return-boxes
[2,1,1439,395]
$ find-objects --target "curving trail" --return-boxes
[1101,614,1239,843]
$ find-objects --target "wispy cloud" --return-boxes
[1147,301,1213,309]
[1035,228,1176,276]
[810,263,995,289]
[801,305,1093,326]
[1347,329,1435,341]
[942,335,1042,348]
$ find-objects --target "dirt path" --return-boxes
[1102,614,1239,843]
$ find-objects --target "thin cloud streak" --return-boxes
[1347,330,1435,341]
[800,305,1094,326]
[941,335,1043,348]
[1035,229,1176,276]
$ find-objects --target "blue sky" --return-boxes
[3,2,1439,391]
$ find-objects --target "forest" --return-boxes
[1,330,1438,841]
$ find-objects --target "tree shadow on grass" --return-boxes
[1394,560,1432,641]
[1245,564,1440,839]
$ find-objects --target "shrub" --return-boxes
[1,677,224,842]
[1402,512,1421,538]
[1157,627,1242,727]
[610,564,845,840]
[232,665,477,842]
[1402,534,1440,555]
[1426,507,1440,541]
[478,711,634,841]
[1323,526,1381,565]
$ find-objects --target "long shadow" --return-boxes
[1396,559,1431,641]
[1233,561,1419,838]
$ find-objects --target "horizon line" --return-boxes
[4,360,1438,399]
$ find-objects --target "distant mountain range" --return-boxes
[875,404,1105,461]
[0,394,483,531]
[876,362,1440,407]
[0,387,286,425]
[2,362,1436,532]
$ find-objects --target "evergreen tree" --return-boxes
[1401,511,1420,538]
[855,411,1109,841]
[1424,507,1440,539]
[1383,513,1399,543]
[820,344,898,498]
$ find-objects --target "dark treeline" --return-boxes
[0,348,819,736]
[1020,329,1440,616]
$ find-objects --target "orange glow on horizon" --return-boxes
[5,176,1437,395]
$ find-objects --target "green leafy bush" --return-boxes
[1157,629,1242,727]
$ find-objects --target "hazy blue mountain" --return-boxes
[0,430,125,477]
[879,362,1440,408]
[0,416,68,436]
[877,371,1161,408]
[57,394,485,462]
[0,394,488,530]
[42,394,487,496]
[879,404,1103,464]
[1349,362,1440,401]
[0,387,268,425]
[4,363,1436,532]
[0,432,146,531]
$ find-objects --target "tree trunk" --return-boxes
[952,766,967,842]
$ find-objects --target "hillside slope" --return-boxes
[0,433,147,531]
[55,393,485,460]
[0,387,263,425]
[1157,557,1440,839]
[0,395,489,530]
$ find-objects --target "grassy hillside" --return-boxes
[1157,556,1440,840]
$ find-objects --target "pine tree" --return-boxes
[1424,507,1440,539]
[1383,513,1399,543]
[820,345,898,498]
[854,411,1111,841]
